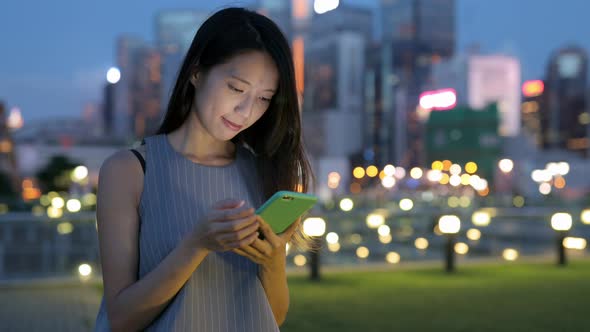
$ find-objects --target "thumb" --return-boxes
[213,199,245,210]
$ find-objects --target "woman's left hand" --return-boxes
[233,216,300,270]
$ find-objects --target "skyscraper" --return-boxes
[544,46,588,156]
[379,0,456,167]
[156,11,208,118]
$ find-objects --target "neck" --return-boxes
[167,111,236,163]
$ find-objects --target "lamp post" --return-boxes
[303,217,326,281]
[551,213,572,266]
[439,215,461,273]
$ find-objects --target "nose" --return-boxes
[234,94,255,118]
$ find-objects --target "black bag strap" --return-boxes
[130,149,146,174]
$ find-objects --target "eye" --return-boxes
[227,83,243,93]
[259,96,272,103]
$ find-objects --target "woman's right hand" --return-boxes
[189,199,260,252]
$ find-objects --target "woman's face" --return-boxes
[191,50,279,141]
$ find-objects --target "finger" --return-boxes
[257,217,282,248]
[281,217,302,241]
[233,248,262,264]
[240,243,268,260]
[248,238,273,258]
[213,215,258,234]
[211,205,255,222]
[217,220,259,243]
[226,231,259,249]
[212,199,245,210]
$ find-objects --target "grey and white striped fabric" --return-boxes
[94,134,279,331]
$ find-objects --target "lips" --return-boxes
[222,116,243,131]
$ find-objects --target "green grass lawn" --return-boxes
[281,260,590,332]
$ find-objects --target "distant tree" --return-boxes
[0,171,16,198]
[36,155,80,192]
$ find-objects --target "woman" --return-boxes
[94,7,313,331]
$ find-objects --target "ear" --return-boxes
[189,71,200,88]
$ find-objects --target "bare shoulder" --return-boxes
[99,149,144,205]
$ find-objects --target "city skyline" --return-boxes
[1,0,590,121]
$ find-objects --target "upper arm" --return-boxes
[96,150,144,313]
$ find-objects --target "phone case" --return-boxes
[256,191,318,234]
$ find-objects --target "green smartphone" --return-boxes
[256,191,318,234]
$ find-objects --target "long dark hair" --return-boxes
[156,7,314,248]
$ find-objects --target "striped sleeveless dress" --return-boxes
[94,134,280,331]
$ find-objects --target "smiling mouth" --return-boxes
[222,117,243,131]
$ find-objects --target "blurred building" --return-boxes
[521,79,546,147]
[303,5,369,197]
[0,102,20,195]
[429,54,522,137]
[156,11,208,119]
[543,46,588,157]
[425,104,501,182]
[309,3,373,43]
[255,0,293,41]
[114,36,162,141]
[377,0,456,167]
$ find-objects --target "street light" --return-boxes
[551,212,572,266]
[439,215,461,273]
[581,209,590,224]
[303,217,326,280]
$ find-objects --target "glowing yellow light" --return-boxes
[366,213,385,229]
[328,243,341,252]
[353,167,365,179]
[427,170,443,182]
[503,248,519,261]
[582,209,590,224]
[386,252,401,264]
[40,195,51,206]
[378,225,391,236]
[47,206,63,219]
[366,166,379,178]
[356,246,370,259]
[466,228,481,241]
[465,162,478,174]
[410,167,423,179]
[551,213,572,231]
[539,183,551,195]
[82,193,97,206]
[51,197,65,209]
[303,217,326,236]
[294,255,307,266]
[439,215,460,234]
[71,166,89,182]
[399,198,414,211]
[379,234,392,244]
[499,159,514,173]
[461,174,471,185]
[454,242,469,255]
[449,175,461,187]
[448,196,459,208]
[382,176,396,188]
[286,243,290,255]
[47,191,59,200]
[459,196,471,208]
[66,199,82,213]
[439,173,450,185]
[431,161,443,171]
[554,176,566,189]
[415,237,429,249]
[379,170,386,180]
[326,232,339,244]
[383,164,396,176]
[442,160,452,171]
[57,222,74,235]
[472,211,491,226]
[449,164,462,175]
[350,234,362,244]
[512,196,525,208]
[563,237,587,250]
[0,204,8,214]
[78,263,92,277]
[339,198,354,211]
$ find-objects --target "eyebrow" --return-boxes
[230,75,276,93]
